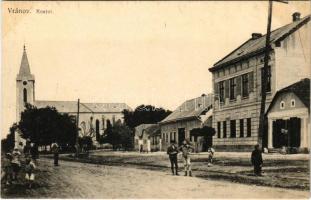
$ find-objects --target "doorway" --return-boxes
[178,128,185,146]
[272,117,301,148]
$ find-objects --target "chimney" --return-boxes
[251,33,262,40]
[292,12,301,22]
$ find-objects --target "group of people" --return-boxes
[2,140,37,188]
[167,140,263,177]
[167,139,214,176]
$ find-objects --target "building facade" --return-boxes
[15,46,131,147]
[159,94,213,152]
[208,13,310,151]
[134,124,161,152]
[266,78,310,152]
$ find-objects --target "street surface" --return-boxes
[2,157,309,198]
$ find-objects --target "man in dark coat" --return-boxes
[251,144,263,176]
[167,140,179,175]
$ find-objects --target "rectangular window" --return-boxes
[223,121,227,138]
[261,66,271,93]
[230,120,236,138]
[242,74,249,97]
[174,132,176,141]
[267,66,271,92]
[229,78,236,100]
[240,119,244,137]
[219,81,225,103]
[217,122,221,138]
[247,118,251,137]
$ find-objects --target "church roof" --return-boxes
[34,100,132,113]
[209,14,310,72]
[16,45,34,80]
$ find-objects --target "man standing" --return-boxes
[179,139,194,177]
[251,144,263,176]
[167,140,179,175]
[51,142,60,166]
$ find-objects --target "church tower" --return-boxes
[16,45,35,121]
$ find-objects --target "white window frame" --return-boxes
[280,101,285,109]
[290,99,295,108]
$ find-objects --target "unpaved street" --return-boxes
[2,158,309,198]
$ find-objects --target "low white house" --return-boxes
[266,78,310,152]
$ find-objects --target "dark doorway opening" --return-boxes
[272,117,301,148]
[95,119,100,141]
[178,128,185,146]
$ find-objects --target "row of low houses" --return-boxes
[135,12,310,153]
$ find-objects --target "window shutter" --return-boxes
[248,71,254,93]
[225,79,229,98]
[236,76,241,96]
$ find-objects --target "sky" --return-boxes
[1,1,310,137]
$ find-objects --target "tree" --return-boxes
[100,119,134,150]
[190,126,216,151]
[18,103,77,150]
[112,121,134,151]
[78,136,93,153]
[1,123,18,152]
[122,105,172,129]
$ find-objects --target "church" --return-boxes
[15,46,132,147]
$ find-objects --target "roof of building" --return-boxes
[16,45,34,80]
[144,124,161,136]
[135,124,160,137]
[209,14,310,72]
[266,78,310,114]
[160,94,213,124]
[35,100,132,113]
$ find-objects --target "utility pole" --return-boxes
[76,98,80,156]
[258,0,287,147]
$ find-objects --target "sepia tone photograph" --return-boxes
[1,0,310,199]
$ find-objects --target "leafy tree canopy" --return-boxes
[18,103,77,148]
[1,123,18,152]
[122,105,172,129]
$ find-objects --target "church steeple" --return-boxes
[19,45,31,75]
[16,45,35,121]
[17,45,34,80]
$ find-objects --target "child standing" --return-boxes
[2,153,13,185]
[11,148,21,181]
[207,148,215,167]
[25,158,36,189]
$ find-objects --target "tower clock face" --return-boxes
[23,81,27,85]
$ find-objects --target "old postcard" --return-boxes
[1,1,310,199]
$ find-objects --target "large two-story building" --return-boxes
[208,13,310,151]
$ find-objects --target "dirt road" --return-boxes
[2,158,309,198]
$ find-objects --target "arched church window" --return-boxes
[23,88,27,103]
[95,119,100,141]
[95,120,100,134]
